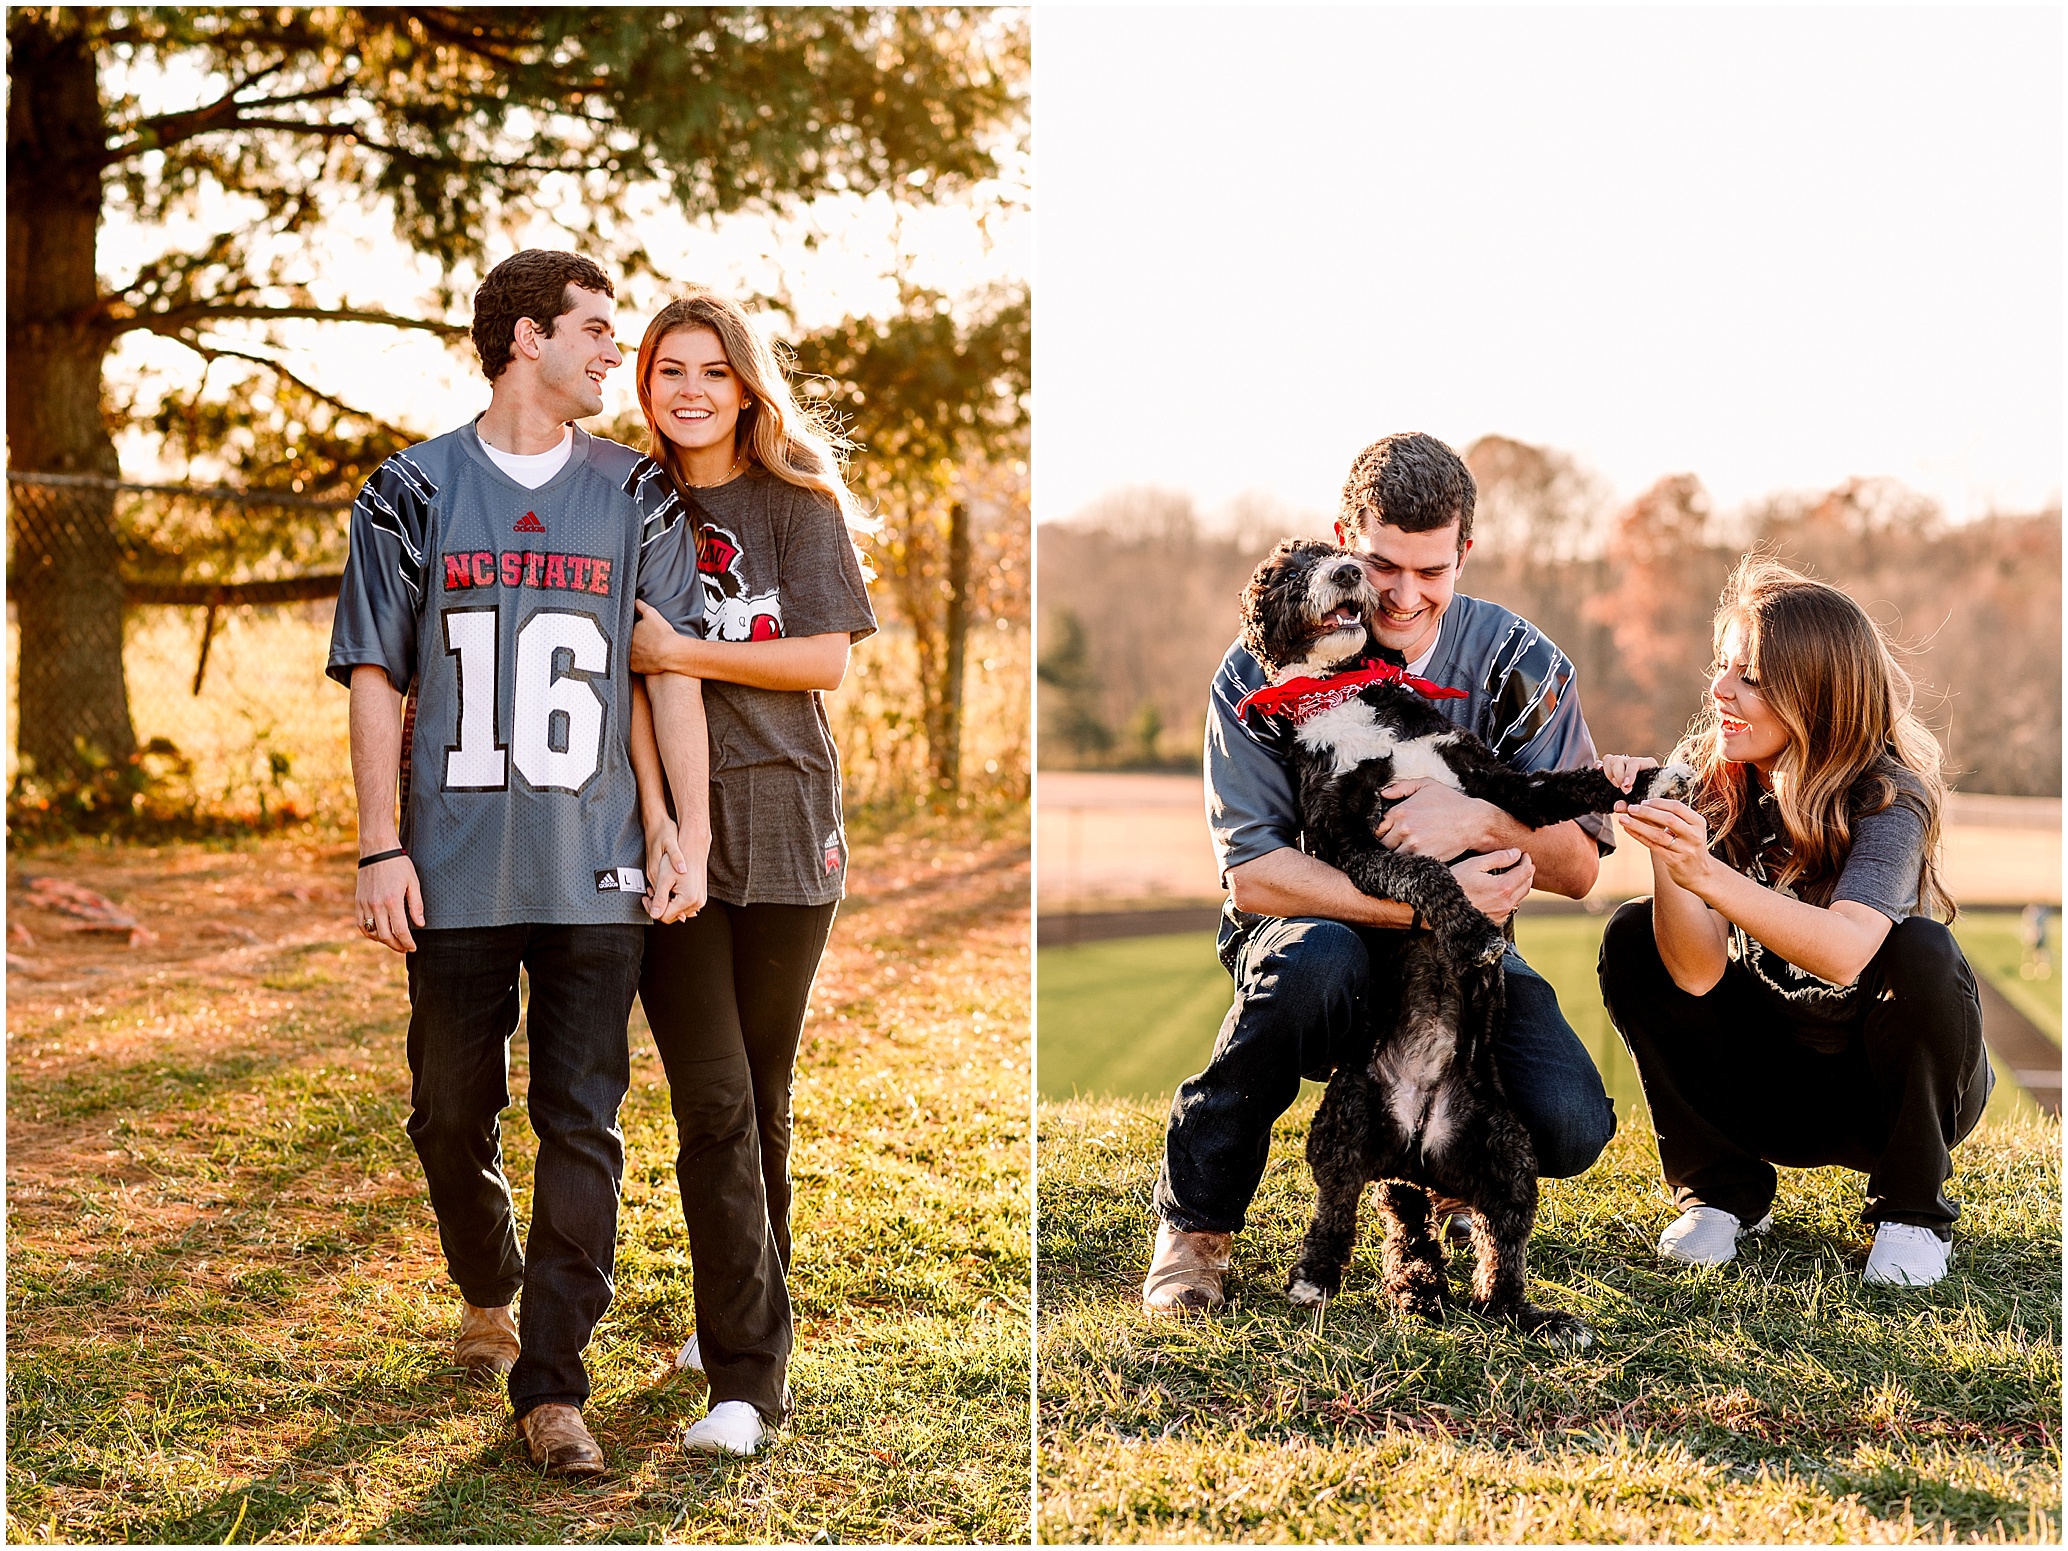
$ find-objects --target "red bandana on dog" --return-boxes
[1237,661,1468,723]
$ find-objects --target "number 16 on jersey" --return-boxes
[442,606,612,794]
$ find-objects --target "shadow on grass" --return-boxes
[9,828,1034,1545]
[8,941,390,1131]
[1037,1095,2062,1543]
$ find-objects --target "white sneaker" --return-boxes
[1863,1223,1953,1287]
[1658,1206,1773,1267]
[675,1333,703,1373]
[683,1399,766,1457]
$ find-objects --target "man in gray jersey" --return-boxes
[329,250,707,1473]
[1144,431,1621,1314]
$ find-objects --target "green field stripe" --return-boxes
[1038,932,1228,1102]
[1092,963,1233,1103]
[1040,916,2052,1130]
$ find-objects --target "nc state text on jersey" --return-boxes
[441,551,615,595]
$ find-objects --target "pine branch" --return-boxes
[161,334,420,444]
[119,303,468,338]
[101,76,353,165]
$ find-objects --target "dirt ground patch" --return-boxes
[7,824,1033,1544]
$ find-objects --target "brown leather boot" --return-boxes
[454,1301,520,1385]
[518,1402,607,1476]
[1142,1221,1234,1315]
[1427,1193,1476,1248]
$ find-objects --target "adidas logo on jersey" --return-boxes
[594,866,648,894]
[823,830,843,875]
[513,511,547,533]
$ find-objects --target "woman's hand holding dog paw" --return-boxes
[1597,754,1659,793]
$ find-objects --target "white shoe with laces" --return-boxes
[683,1399,766,1457]
[675,1333,703,1373]
[1658,1206,1773,1267]
[1862,1223,1953,1287]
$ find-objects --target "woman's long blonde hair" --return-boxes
[633,290,868,531]
[1673,555,1953,919]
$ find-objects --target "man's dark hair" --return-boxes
[472,249,615,381]
[1338,432,1476,548]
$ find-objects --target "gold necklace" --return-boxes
[685,453,748,489]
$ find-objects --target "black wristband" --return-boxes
[358,848,408,869]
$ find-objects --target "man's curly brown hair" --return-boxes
[1338,431,1476,549]
[471,250,615,382]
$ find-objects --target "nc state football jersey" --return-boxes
[327,423,702,927]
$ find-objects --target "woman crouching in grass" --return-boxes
[626,289,877,1455]
[1596,556,1990,1288]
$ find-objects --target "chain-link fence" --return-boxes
[7,472,352,824]
[8,471,1030,831]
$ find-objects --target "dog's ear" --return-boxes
[1239,539,1306,671]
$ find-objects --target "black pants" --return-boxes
[405,923,644,1419]
[1155,913,1618,1235]
[639,898,838,1424]
[1599,900,1992,1237]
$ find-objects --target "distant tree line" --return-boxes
[1037,437,2060,797]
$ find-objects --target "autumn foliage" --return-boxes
[1037,439,2060,796]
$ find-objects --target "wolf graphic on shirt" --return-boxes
[695,522,784,642]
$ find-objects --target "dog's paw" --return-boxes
[1523,1308,1594,1352]
[1441,916,1506,969]
[1286,1276,1332,1309]
[1389,1285,1445,1324]
[1637,761,1696,803]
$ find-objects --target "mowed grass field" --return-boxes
[7,818,1030,1545]
[1036,910,2060,1542]
[1038,909,2059,1121]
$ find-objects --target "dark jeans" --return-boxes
[1154,913,1618,1234]
[1598,899,1992,1236]
[639,898,838,1425]
[405,923,644,1419]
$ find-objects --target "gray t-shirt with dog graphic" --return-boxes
[683,468,877,906]
[1206,592,1609,882]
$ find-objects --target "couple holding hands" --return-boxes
[330,250,874,1474]
[1144,432,1991,1315]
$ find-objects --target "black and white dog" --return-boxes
[1237,538,1688,1347]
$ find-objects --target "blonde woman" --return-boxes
[625,290,876,1455]
[1596,557,1990,1289]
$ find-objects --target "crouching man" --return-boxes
[1145,431,1617,1312]
[331,249,709,1472]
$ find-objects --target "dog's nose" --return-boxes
[1331,562,1364,588]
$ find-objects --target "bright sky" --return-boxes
[1034,6,2062,527]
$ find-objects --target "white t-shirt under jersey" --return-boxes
[479,427,574,489]
[1405,617,1441,681]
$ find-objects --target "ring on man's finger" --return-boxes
[362,917,377,933]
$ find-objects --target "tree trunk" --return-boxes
[7,9,134,781]
[930,501,971,794]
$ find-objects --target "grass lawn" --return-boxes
[1038,908,2059,1124]
[1037,903,2060,1539]
[7,818,1031,1544]
[1038,1093,2060,1542]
